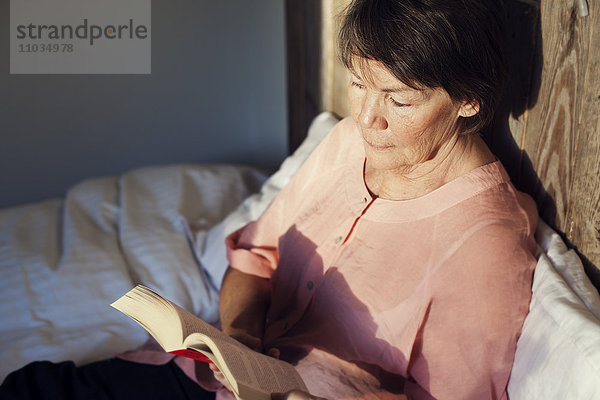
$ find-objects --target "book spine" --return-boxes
[169,349,214,364]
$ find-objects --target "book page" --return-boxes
[113,286,306,398]
[165,291,307,396]
[195,335,308,396]
[171,302,240,347]
[111,285,183,351]
[122,285,240,347]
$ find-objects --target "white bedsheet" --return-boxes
[0,164,267,380]
[0,112,338,383]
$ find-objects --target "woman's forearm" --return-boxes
[219,266,271,344]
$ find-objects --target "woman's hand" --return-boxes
[219,267,271,344]
[209,362,234,392]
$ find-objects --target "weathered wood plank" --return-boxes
[320,0,350,117]
[563,0,600,287]
[520,0,589,233]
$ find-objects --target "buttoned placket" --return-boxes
[325,196,376,272]
[271,196,376,338]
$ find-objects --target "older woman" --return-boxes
[218,0,537,399]
[0,1,537,399]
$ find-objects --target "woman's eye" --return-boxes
[387,96,409,107]
[351,81,365,89]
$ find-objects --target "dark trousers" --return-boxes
[0,358,216,400]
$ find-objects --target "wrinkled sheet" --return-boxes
[0,164,266,380]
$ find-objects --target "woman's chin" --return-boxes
[363,146,406,168]
[365,156,410,174]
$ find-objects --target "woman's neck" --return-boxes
[364,135,496,200]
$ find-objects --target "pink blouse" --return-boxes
[226,117,538,399]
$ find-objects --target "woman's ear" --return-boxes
[458,101,480,118]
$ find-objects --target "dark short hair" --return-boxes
[338,0,507,135]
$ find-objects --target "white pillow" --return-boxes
[508,220,600,399]
[199,112,340,290]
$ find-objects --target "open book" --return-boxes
[111,285,308,400]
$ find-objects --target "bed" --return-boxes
[2,0,600,397]
[1,112,599,398]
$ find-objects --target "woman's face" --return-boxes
[348,59,474,173]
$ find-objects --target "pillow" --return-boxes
[507,220,600,399]
[199,112,341,290]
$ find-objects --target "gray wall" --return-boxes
[0,0,287,208]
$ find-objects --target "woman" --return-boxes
[218,0,537,399]
[0,0,537,399]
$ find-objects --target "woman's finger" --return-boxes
[266,347,280,359]
[213,370,233,392]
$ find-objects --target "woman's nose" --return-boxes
[358,96,388,131]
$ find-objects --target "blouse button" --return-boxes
[306,281,314,290]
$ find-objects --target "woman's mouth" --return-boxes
[364,138,393,151]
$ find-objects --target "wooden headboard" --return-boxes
[286,0,600,289]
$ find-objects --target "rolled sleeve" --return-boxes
[226,222,279,279]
